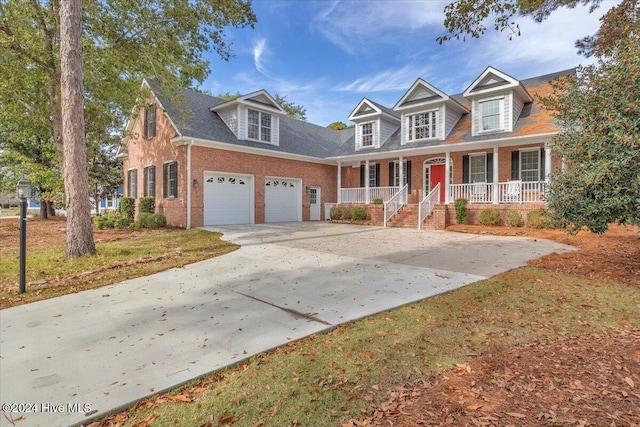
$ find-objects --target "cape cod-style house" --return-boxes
[119,66,570,229]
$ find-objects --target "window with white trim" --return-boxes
[480,98,502,131]
[408,111,437,140]
[470,154,487,183]
[163,161,178,198]
[143,165,155,197]
[360,122,373,147]
[143,105,156,138]
[520,149,540,182]
[394,160,409,187]
[247,109,271,142]
[127,169,137,198]
[368,163,377,187]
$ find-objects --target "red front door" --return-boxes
[430,164,446,202]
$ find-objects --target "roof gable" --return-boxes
[463,66,533,102]
[210,89,287,115]
[394,78,469,114]
[348,98,400,123]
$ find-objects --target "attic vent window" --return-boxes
[248,109,272,142]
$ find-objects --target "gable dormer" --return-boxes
[348,98,400,150]
[211,90,287,146]
[463,67,533,136]
[393,78,469,144]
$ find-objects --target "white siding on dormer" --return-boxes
[379,118,398,147]
[444,105,462,138]
[217,106,239,137]
[503,92,512,132]
[512,93,524,130]
[272,116,280,147]
[238,105,246,139]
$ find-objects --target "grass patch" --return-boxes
[0,229,238,308]
[103,267,640,426]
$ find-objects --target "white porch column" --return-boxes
[493,146,499,204]
[445,152,451,204]
[365,160,370,204]
[337,161,342,203]
[545,146,552,180]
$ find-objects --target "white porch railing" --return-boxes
[339,186,401,204]
[383,184,408,227]
[418,183,440,230]
[449,181,547,204]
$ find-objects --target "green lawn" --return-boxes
[0,229,238,308]
[100,267,639,426]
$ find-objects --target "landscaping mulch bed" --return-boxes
[350,329,640,426]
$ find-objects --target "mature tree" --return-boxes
[217,92,307,120]
[327,121,353,130]
[1,0,256,258]
[540,34,640,234]
[274,94,307,121]
[575,0,639,57]
[438,0,605,44]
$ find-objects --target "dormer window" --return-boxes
[480,98,503,131]
[248,109,271,143]
[360,123,373,147]
[408,111,437,141]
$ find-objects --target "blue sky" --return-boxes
[201,0,616,126]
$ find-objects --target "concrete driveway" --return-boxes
[0,223,574,427]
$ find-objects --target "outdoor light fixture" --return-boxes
[16,177,31,294]
[193,179,199,188]
[16,178,32,200]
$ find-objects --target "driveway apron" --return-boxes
[0,223,574,426]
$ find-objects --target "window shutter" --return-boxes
[360,165,365,187]
[173,162,178,198]
[540,148,546,181]
[486,153,493,183]
[143,168,148,197]
[511,151,520,180]
[462,155,469,184]
[163,164,167,198]
[375,164,380,187]
[406,160,412,192]
[143,108,148,138]
[389,162,395,186]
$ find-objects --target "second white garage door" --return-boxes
[265,178,301,222]
[203,173,253,225]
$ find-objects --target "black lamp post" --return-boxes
[16,178,31,294]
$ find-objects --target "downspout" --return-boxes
[187,140,193,229]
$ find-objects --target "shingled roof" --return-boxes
[147,68,572,160]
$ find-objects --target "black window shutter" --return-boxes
[360,165,365,187]
[389,162,395,186]
[143,168,148,197]
[406,160,412,192]
[173,162,178,198]
[511,151,520,180]
[143,108,148,138]
[486,153,493,183]
[540,148,546,181]
[163,164,167,198]
[462,155,469,184]
[375,163,380,187]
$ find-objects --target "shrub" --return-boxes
[341,206,352,220]
[93,214,112,229]
[139,197,155,214]
[506,210,523,227]
[135,212,167,229]
[330,206,342,220]
[527,209,553,229]
[478,208,501,226]
[119,197,135,224]
[352,206,367,221]
[372,198,383,205]
[454,198,468,224]
[93,211,125,229]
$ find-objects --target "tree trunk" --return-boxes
[59,0,95,258]
[39,201,49,220]
[47,200,56,217]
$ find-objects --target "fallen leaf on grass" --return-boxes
[219,415,237,424]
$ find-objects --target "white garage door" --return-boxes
[203,173,253,225]
[265,178,301,222]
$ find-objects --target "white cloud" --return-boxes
[312,0,447,54]
[335,63,434,93]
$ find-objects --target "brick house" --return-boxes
[120,66,571,229]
